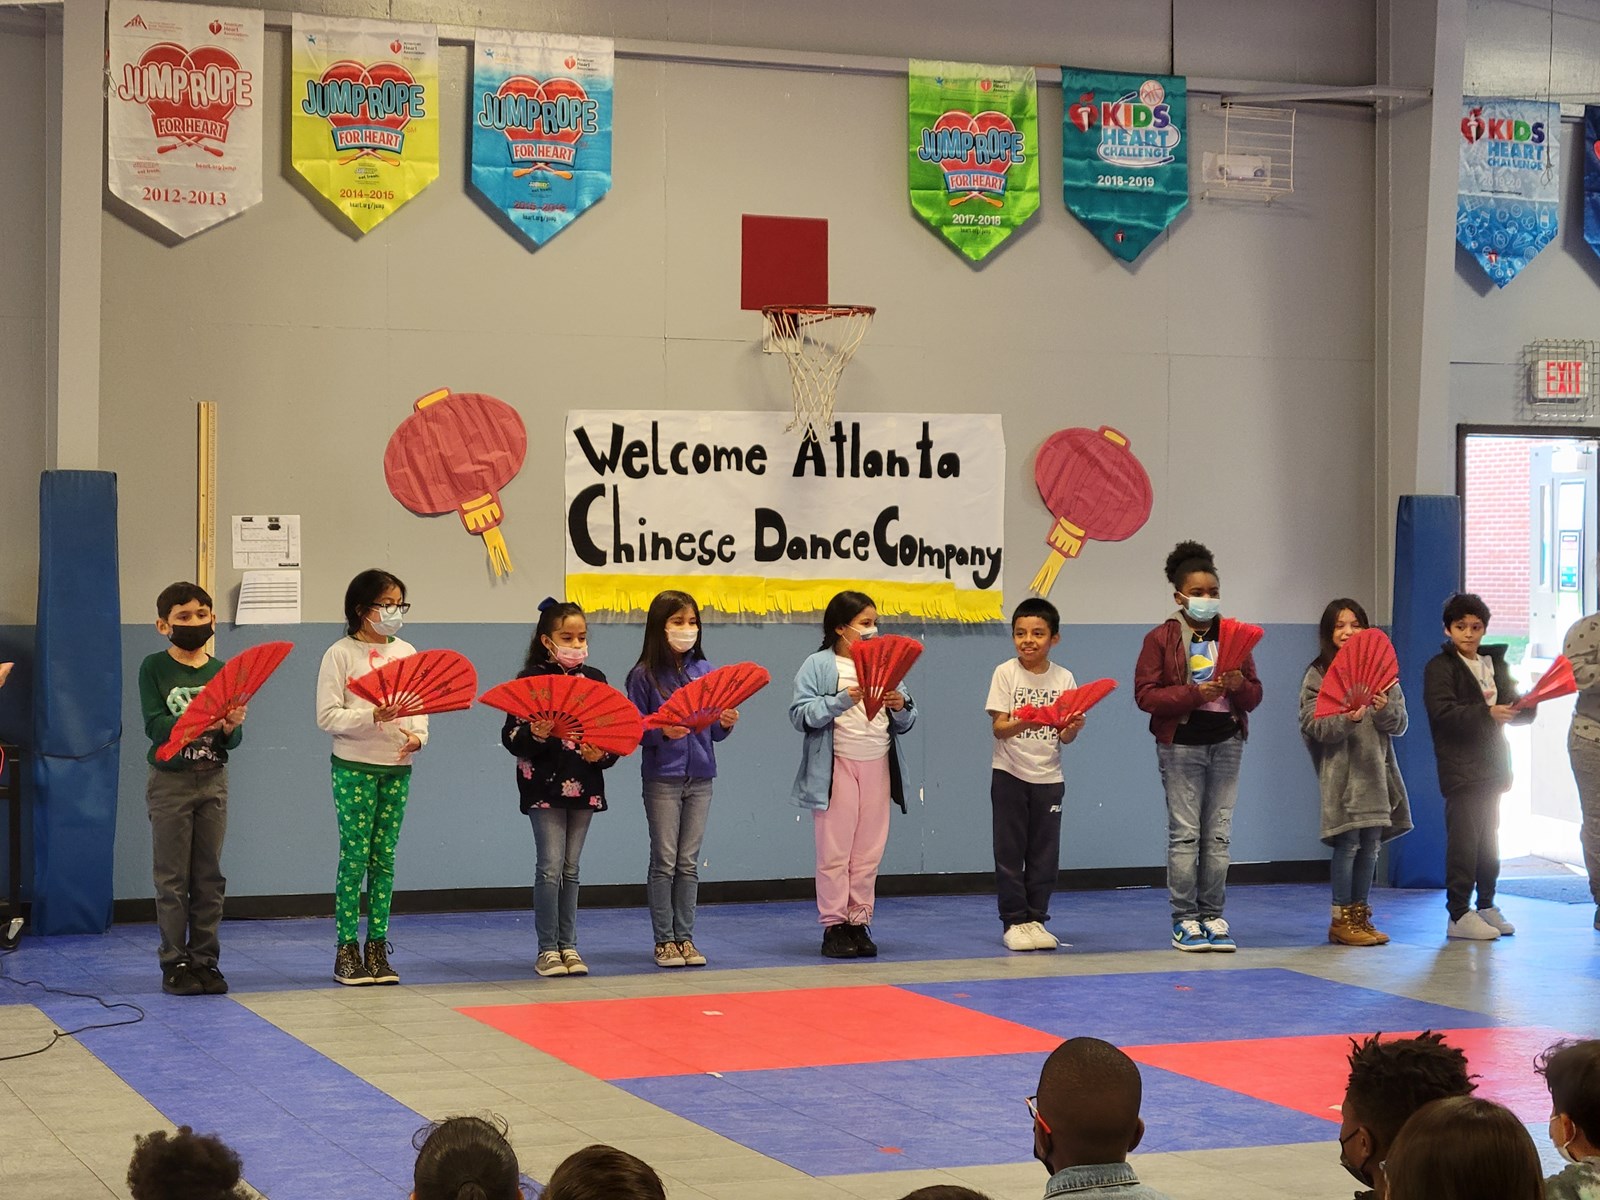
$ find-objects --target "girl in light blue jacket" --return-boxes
[791,590,915,959]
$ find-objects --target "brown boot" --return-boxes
[1329,904,1382,946]
[1352,903,1390,944]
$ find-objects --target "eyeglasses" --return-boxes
[370,602,412,617]
[1026,1095,1052,1135]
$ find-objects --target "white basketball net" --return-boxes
[762,305,875,442]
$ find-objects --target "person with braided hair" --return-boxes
[412,1115,525,1200]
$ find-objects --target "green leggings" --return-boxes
[332,764,411,944]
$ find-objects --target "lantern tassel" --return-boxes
[482,528,514,577]
[1030,551,1065,596]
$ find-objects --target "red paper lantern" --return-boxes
[384,388,528,577]
[1030,425,1153,595]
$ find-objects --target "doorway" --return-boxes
[1458,428,1598,864]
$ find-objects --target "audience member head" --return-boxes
[542,1144,665,1200]
[126,1126,248,1200]
[1383,1096,1543,1200]
[1340,1031,1475,1195]
[1032,1037,1145,1175]
[1537,1038,1600,1163]
[411,1115,522,1200]
[898,1188,995,1200]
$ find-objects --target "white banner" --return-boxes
[108,0,263,238]
[565,411,1006,622]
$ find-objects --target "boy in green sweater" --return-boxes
[139,582,245,996]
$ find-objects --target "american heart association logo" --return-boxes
[495,75,590,179]
[319,59,417,160]
[208,19,222,35]
[135,42,244,156]
[933,109,1019,208]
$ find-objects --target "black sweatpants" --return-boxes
[990,769,1064,928]
[1443,784,1501,921]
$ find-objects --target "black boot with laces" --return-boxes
[364,939,400,985]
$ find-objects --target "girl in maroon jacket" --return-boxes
[1134,541,1263,953]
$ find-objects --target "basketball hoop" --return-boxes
[761,304,875,442]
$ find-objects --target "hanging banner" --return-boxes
[1586,106,1600,265]
[1060,69,1187,262]
[908,60,1038,262]
[1457,97,1560,287]
[290,15,439,234]
[565,411,1006,622]
[470,30,614,247]
[107,1,263,238]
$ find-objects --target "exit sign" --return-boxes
[1532,358,1589,402]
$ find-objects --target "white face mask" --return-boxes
[666,628,699,653]
[850,624,879,640]
[1552,1118,1582,1164]
[370,609,405,636]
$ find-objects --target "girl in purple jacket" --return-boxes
[626,590,740,969]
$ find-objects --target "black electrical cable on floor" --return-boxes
[0,946,146,1061]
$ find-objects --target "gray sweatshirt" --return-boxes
[1299,665,1414,844]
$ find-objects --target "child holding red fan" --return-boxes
[626,590,740,969]
[138,582,246,996]
[985,598,1083,952]
[1134,541,1262,953]
[1563,611,1600,931]
[790,590,917,959]
[1298,599,1412,946]
[315,569,428,986]
[502,599,620,978]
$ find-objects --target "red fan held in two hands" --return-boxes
[479,674,646,757]
[1030,426,1154,597]
[643,663,772,733]
[156,642,295,763]
[347,649,480,718]
[1514,655,1577,711]
[1314,628,1400,719]
[1014,678,1119,726]
[1213,619,1265,677]
[850,634,923,721]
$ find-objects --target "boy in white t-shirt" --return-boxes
[986,598,1085,951]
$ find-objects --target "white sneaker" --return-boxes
[1477,906,1515,935]
[1027,922,1060,950]
[1447,911,1501,940]
[1003,924,1036,951]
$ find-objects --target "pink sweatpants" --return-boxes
[814,755,892,926]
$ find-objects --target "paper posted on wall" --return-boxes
[237,570,301,624]
[233,515,301,568]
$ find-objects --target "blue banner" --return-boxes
[1586,106,1600,264]
[470,30,613,247]
[1457,96,1560,287]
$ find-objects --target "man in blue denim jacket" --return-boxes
[1033,1038,1174,1200]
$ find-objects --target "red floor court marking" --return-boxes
[458,985,1061,1080]
[1128,1026,1576,1124]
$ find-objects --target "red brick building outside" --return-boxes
[1463,436,1531,639]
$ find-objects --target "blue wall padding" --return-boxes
[32,470,122,934]
[1387,494,1461,889]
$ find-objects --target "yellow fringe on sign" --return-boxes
[566,573,1002,623]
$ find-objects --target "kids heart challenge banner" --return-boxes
[1586,106,1600,265]
[470,30,614,247]
[1060,69,1188,262]
[107,0,263,238]
[908,61,1039,263]
[290,15,439,234]
[564,411,1006,621]
[1457,96,1561,287]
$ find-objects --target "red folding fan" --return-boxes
[643,662,772,733]
[1213,618,1265,677]
[347,648,479,718]
[479,674,645,757]
[850,634,924,721]
[1314,628,1401,718]
[1514,655,1577,711]
[156,641,295,763]
[1014,678,1119,726]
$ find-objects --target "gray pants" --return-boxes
[146,765,228,968]
[1567,733,1600,905]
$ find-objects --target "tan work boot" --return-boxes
[1329,904,1382,946]
[1352,902,1390,944]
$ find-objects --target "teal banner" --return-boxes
[1060,69,1188,262]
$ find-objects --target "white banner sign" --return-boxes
[108,0,263,238]
[565,411,1006,621]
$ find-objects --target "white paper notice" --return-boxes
[232,515,301,568]
[237,570,301,624]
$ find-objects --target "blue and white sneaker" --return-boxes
[1202,917,1237,952]
[1171,919,1210,952]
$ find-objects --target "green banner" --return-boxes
[909,60,1038,262]
[1061,69,1187,262]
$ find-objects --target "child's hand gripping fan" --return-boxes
[1212,618,1265,677]
[1013,678,1119,727]
[479,674,646,757]
[1313,628,1400,718]
[156,641,295,763]
[643,662,771,733]
[347,648,480,717]
[850,634,923,721]
[1513,655,1577,711]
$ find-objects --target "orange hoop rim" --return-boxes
[761,304,876,319]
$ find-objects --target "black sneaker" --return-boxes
[364,939,400,985]
[161,961,204,996]
[848,924,878,958]
[821,924,858,959]
[334,941,374,986]
[192,964,229,995]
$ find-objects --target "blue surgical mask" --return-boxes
[370,608,405,637]
[1184,597,1221,625]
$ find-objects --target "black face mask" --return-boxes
[1339,1127,1375,1188]
[168,623,213,652]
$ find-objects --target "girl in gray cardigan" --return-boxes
[1299,599,1413,946]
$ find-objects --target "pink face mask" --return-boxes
[552,645,588,670]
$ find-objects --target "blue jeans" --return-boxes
[642,777,712,943]
[1157,738,1243,921]
[530,807,593,952]
[1330,826,1383,906]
